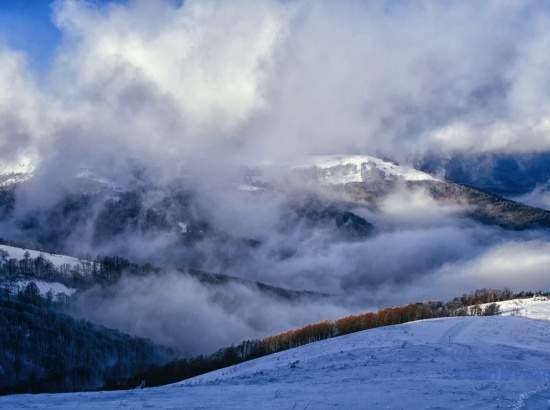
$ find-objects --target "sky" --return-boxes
[0,0,129,72]
[0,1,60,71]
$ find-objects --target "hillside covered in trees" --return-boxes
[0,283,172,395]
[0,240,157,290]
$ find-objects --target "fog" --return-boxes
[64,181,550,354]
[72,271,349,355]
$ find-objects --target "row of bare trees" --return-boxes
[121,300,471,389]
[260,302,447,354]
[123,289,531,390]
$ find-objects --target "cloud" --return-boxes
[419,239,550,298]
[3,0,550,176]
[0,47,44,166]
[72,271,348,355]
[514,183,550,211]
[72,1,281,123]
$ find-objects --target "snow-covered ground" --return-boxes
[297,155,439,184]
[473,296,550,320]
[0,157,35,176]
[7,279,76,299]
[3,315,550,409]
[0,172,33,188]
[0,245,87,297]
[0,244,83,268]
[245,155,439,189]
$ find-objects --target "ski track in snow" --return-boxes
[3,316,550,409]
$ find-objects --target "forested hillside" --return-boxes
[0,283,172,395]
[0,241,157,290]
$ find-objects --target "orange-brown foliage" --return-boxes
[259,302,442,355]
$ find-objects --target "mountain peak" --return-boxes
[0,156,35,188]
[295,155,439,185]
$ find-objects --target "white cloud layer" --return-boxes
[420,240,550,298]
[3,0,550,176]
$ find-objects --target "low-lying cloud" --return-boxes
[72,271,349,355]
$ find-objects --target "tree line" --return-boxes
[114,289,517,390]
[0,243,157,290]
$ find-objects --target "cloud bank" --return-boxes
[4,0,550,175]
[72,272,348,355]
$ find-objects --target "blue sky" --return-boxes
[0,1,61,71]
[0,0,126,72]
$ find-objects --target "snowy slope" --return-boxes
[0,157,34,187]
[0,244,81,297]
[0,172,32,188]
[296,155,438,184]
[7,279,76,299]
[3,316,550,409]
[0,157,35,176]
[245,155,439,189]
[0,244,83,268]
[473,296,550,320]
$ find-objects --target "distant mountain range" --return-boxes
[2,154,550,274]
[417,152,550,197]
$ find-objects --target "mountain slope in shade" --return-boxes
[0,242,329,303]
[3,316,550,409]
[296,155,550,230]
[0,293,172,395]
[3,154,550,291]
[416,153,550,197]
[418,179,550,230]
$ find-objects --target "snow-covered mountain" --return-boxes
[294,156,550,230]
[294,155,439,184]
[3,154,550,287]
[0,157,34,188]
[0,156,35,175]
[0,172,32,188]
[3,315,550,409]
